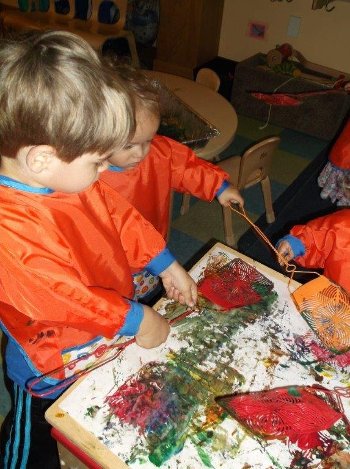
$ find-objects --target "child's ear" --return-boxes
[26,145,57,174]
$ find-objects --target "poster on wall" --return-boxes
[247,21,268,40]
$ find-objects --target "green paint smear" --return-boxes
[149,427,187,467]
[287,386,301,397]
[85,405,100,418]
[112,273,280,466]
[197,446,212,467]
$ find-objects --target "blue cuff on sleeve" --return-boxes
[276,234,305,258]
[215,180,230,198]
[145,248,176,276]
[118,301,144,336]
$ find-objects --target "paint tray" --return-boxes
[292,275,350,354]
[154,81,220,150]
[198,258,273,310]
[215,385,344,450]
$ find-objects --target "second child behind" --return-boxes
[101,66,244,299]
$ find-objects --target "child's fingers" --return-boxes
[165,286,175,300]
[177,293,185,305]
[277,254,288,266]
[230,193,244,206]
[228,198,243,208]
[180,290,194,307]
[277,249,293,265]
[234,194,244,207]
[178,284,196,307]
[190,283,198,304]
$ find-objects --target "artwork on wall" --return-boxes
[57,245,350,468]
[247,21,268,40]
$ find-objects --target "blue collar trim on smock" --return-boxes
[0,175,54,194]
[108,164,125,172]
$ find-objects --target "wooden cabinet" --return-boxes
[153,0,224,79]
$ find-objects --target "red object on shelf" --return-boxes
[251,92,302,106]
[51,427,103,469]
[277,43,293,59]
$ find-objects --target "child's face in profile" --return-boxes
[108,107,160,169]
[44,150,110,193]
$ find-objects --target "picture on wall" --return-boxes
[247,21,267,40]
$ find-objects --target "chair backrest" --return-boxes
[195,67,220,92]
[238,136,281,189]
[90,0,127,33]
[52,0,75,22]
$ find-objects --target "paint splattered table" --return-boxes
[46,243,350,468]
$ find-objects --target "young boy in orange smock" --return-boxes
[0,31,196,468]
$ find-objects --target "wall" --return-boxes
[219,0,350,74]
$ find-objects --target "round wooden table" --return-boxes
[145,70,238,161]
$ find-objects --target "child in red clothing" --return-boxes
[318,118,350,206]
[101,66,244,299]
[276,209,350,293]
[0,31,196,468]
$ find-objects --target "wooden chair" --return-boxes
[71,0,140,67]
[0,0,74,32]
[179,67,221,216]
[216,136,281,247]
[0,0,140,67]
[195,67,220,92]
[179,136,280,248]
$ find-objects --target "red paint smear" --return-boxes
[105,380,157,431]
[309,341,350,367]
[199,276,261,309]
[217,387,342,449]
[296,333,350,367]
[198,259,273,309]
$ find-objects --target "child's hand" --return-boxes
[217,184,244,208]
[135,305,170,349]
[159,261,197,307]
[276,240,294,265]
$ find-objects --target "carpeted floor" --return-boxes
[0,113,332,445]
[168,114,331,267]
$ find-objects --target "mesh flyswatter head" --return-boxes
[292,275,350,353]
[230,205,350,354]
[215,385,350,450]
[198,257,274,309]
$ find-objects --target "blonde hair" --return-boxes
[111,64,160,117]
[0,30,135,161]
